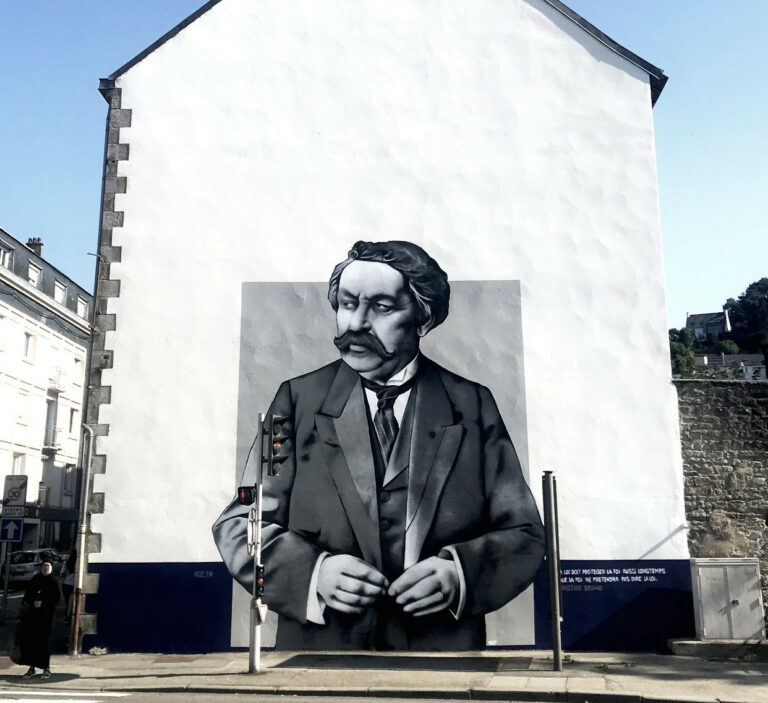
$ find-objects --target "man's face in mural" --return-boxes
[334,260,421,381]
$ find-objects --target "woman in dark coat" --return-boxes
[19,561,60,680]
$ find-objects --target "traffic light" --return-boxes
[255,563,265,598]
[237,485,256,505]
[267,414,290,476]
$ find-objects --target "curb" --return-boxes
[3,682,743,703]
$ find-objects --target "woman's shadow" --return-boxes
[1,671,81,684]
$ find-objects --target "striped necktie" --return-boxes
[362,375,417,464]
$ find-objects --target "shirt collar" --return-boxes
[384,355,419,386]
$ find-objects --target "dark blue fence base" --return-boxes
[534,559,695,652]
[85,562,233,654]
[86,559,694,653]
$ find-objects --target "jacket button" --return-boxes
[380,491,390,503]
[380,519,392,531]
[429,431,436,438]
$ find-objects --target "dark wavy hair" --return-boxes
[328,241,450,331]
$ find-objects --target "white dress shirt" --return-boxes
[362,354,419,426]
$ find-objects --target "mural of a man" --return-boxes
[213,240,544,650]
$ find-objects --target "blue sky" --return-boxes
[1,1,765,328]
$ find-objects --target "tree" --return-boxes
[724,278,768,368]
[669,327,695,377]
[713,339,739,355]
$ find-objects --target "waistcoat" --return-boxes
[365,387,417,649]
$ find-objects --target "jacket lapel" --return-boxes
[315,362,382,570]
[404,358,464,568]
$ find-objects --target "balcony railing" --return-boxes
[48,367,67,391]
[43,425,62,453]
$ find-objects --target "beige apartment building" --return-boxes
[0,226,92,550]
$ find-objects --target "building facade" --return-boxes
[0,227,92,551]
[686,311,732,342]
[84,0,691,653]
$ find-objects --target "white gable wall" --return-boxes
[93,0,686,564]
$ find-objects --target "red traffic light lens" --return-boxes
[237,486,256,504]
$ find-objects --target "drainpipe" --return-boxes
[69,423,94,656]
[67,68,113,657]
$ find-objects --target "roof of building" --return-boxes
[103,0,667,105]
[0,225,92,301]
[695,354,765,367]
[0,225,93,342]
[0,227,93,345]
[686,312,727,328]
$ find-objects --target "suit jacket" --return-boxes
[213,355,544,650]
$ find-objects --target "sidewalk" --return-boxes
[1,649,768,702]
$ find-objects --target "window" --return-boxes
[0,242,11,269]
[23,332,35,360]
[28,262,42,287]
[64,464,76,495]
[54,280,67,305]
[10,552,34,565]
[69,408,79,434]
[73,357,84,383]
[44,391,59,446]
[77,296,88,319]
[16,392,29,424]
[12,453,25,475]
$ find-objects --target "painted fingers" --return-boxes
[388,556,458,617]
[317,554,389,615]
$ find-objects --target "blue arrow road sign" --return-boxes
[0,518,22,542]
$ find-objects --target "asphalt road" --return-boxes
[0,691,470,703]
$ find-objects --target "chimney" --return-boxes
[27,237,43,257]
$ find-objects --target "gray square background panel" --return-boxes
[231,280,532,647]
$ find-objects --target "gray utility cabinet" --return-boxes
[690,558,766,640]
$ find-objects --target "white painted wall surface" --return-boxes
[93,0,687,565]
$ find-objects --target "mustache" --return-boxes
[333,331,395,360]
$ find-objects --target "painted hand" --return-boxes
[317,554,389,615]
[388,556,458,617]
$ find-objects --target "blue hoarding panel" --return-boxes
[534,559,695,652]
[87,559,694,653]
[85,562,232,653]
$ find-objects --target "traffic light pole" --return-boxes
[240,411,288,674]
[248,413,266,675]
[248,490,264,673]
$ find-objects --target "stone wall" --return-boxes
[675,379,768,629]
